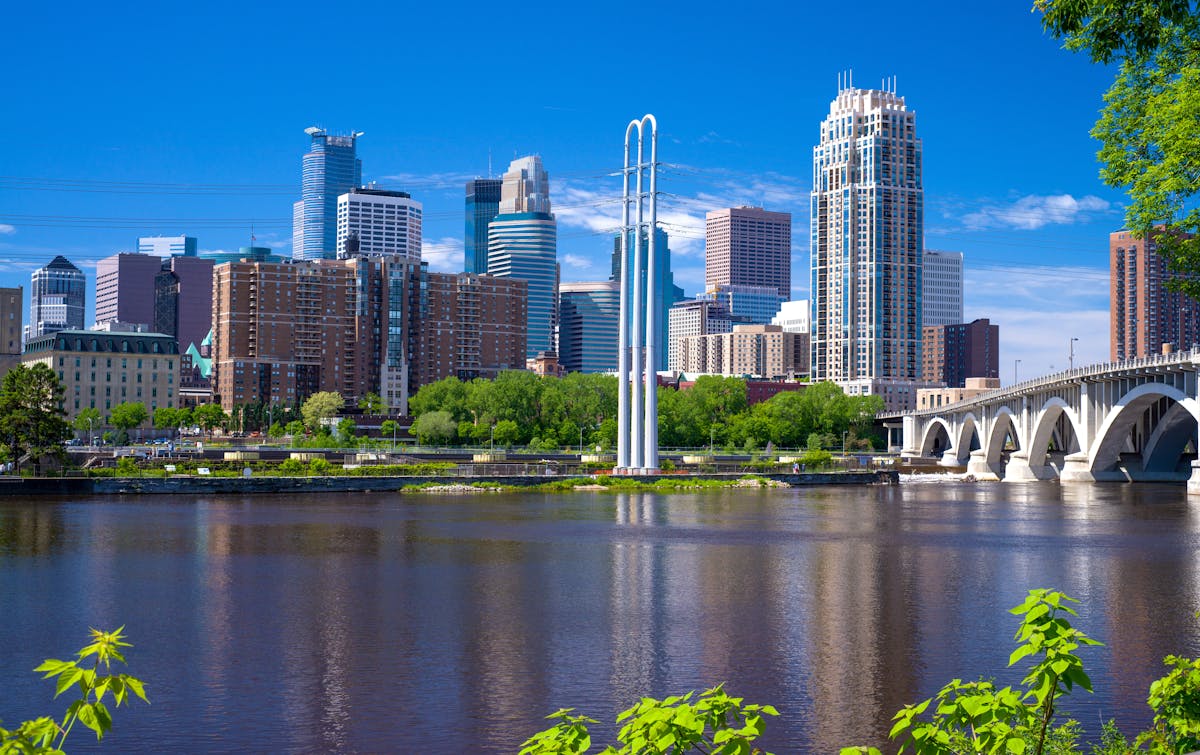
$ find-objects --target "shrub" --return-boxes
[278,458,305,475]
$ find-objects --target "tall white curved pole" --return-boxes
[630,122,646,470]
[643,114,659,470]
[617,120,636,472]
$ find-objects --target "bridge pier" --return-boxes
[1059,452,1095,483]
[1003,451,1051,482]
[939,450,963,467]
[1188,461,1200,496]
[966,449,999,481]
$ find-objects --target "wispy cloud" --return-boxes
[422,236,463,272]
[0,224,15,235]
[961,194,1113,231]
[965,263,1110,382]
[561,253,593,270]
[377,171,478,193]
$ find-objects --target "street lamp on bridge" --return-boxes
[1069,337,1079,370]
[1014,359,1021,385]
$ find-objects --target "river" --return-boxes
[1,481,1198,752]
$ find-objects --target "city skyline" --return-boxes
[2,2,1122,381]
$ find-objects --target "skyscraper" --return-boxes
[25,256,86,343]
[921,318,999,387]
[487,156,558,358]
[336,187,422,259]
[810,83,924,408]
[138,235,197,257]
[157,255,215,352]
[0,287,22,375]
[95,252,162,327]
[559,281,621,373]
[1110,229,1200,359]
[293,127,363,260]
[923,250,964,327]
[611,226,685,371]
[465,178,502,274]
[705,207,791,298]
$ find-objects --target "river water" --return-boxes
[1,482,1198,753]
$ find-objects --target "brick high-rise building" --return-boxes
[1110,229,1200,360]
[0,286,22,375]
[667,299,747,373]
[921,318,999,388]
[705,207,791,298]
[418,272,527,385]
[679,324,807,379]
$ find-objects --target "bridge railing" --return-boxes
[895,347,1200,418]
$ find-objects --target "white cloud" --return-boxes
[561,253,593,270]
[422,236,463,272]
[962,194,1112,231]
[965,263,1110,383]
[0,224,14,235]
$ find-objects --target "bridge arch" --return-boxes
[950,413,981,464]
[984,406,1022,469]
[1027,397,1083,470]
[1089,382,1200,479]
[920,417,954,457]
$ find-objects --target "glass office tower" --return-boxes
[465,178,502,274]
[293,128,362,260]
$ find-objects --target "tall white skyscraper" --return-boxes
[336,187,422,259]
[810,81,924,409]
[923,250,964,327]
[488,156,557,358]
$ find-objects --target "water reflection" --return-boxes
[0,483,1198,752]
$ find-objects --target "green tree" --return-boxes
[1,627,148,752]
[492,419,520,448]
[379,419,400,445]
[520,685,778,755]
[1037,0,1200,295]
[284,419,305,437]
[300,391,343,431]
[152,406,180,434]
[108,403,148,444]
[411,410,456,445]
[267,422,285,439]
[0,364,71,472]
[193,403,228,433]
[358,392,385,414]
[73,407,103,445]
[336,417,357,445]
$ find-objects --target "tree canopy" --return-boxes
[407,372,883,450]
[0,364,71,470]
[109,402,149,432]
[1037,0,1200,294]
[301,392,343,430]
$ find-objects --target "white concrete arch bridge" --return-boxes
[895,348,1200,493]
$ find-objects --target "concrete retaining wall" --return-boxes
[0,470,897,496]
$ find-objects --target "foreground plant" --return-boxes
[842,589,1200,754]
[519,684,779,755]
[0,627,148,754]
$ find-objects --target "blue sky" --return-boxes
[0,0,1123,382]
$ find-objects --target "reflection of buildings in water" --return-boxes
[803,488,923,751]
[196,503,234,738]
[1100,486,1200,730]
[609,493,667,703]
[459,539,547,753]
[0,504,63,557]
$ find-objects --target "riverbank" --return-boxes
[0,470,897,496]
